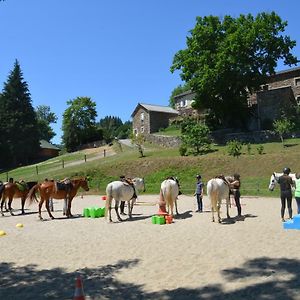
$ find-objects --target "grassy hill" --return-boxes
[1,138,300,197]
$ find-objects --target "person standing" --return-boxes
[278,167,294,222]
[230,173,242,219]
[194,175,204,212]
[294,173,300,215]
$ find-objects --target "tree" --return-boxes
[0,60,40,167]
[273,118,294,145]
[181,118,211,155]
[62,97,101,152]
[171,12,298,129]
[131,133,145,157]
[98,116,123,143]
[35,105,57,142]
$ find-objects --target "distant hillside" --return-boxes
[1,139,300,197]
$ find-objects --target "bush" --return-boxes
[227,140,242,157]
[257,145,264,155]
[179,144,188,156]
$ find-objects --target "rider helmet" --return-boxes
[283,167,291,175]
[196,174,201,179]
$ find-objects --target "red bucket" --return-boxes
[101,195,107,201]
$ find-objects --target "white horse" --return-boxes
[207,177,231,223]
[105,177,145,222]
[268,172,296,191]
[160,178,180,216]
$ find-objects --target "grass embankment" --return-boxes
[1,139,299,197]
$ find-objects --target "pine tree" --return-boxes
[0,60,40,167]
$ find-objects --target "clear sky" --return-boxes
[0,1,299,144]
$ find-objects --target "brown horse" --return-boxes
[1,181,38,216]
[27,177,89,220]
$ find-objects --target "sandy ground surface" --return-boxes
[1,194,300,300]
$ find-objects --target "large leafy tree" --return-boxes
[0,60,40,167]
[62,97,102,152]
[171,12,298,129]
[35,105,57,142]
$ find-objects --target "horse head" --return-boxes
[269,173,278,191]
[132,177,145,192]
[79,177,90,192]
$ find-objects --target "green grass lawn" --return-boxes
[1,138,299,197]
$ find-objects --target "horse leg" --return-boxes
[49,198,54,212]
[21,196,26,215]
[38,198,45,220]
[67,197,73,218]
[217,201,222,223]
[175,198,179,215]
[8,198,14,216]
[0,197,4,216]
[226,197,230,219]
[128,200,132,219]
[115,200,122,222]
[45,199,55,220]
[108,199,112,223]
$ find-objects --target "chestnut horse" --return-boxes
[27,177,89,220]
[1,181,37,216]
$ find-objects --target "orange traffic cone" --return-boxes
[74,276,85,300]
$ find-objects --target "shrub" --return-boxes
[257,145,264,155]
[227,140,242,157]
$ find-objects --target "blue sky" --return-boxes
[0,1,299,144]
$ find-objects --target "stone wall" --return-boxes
[145,134,182,148]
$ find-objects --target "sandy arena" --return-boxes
[1,194,300,299]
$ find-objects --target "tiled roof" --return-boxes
[39,140,60,150]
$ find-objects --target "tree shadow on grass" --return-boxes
[1,257,300,299]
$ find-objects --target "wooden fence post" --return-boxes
[62,160,64,168]
[36,165,38,175]
[84,155,87,162]
[104,149,106,157]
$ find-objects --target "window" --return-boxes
[295,78,300,86]
[296,95,300,105]
[261,84,269,91]
[140,112,144,122]
[141,126,144,133]
[180,100,185,107]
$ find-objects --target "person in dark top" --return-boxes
[230,173,242,218]
[194,175,204,212]
[278,167,294,222]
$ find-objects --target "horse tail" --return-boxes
[27,184,40,205]
[207,179,218,212]
[105,183,113,218]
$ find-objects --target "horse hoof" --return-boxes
[51,216,55,220]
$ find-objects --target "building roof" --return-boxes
[131,103,179,117]
[39,140,60,150]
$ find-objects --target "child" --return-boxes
[194,175,204,212]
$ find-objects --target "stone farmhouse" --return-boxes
[131,66,300,138]
[131,103,178,135]
[172,66,300,131]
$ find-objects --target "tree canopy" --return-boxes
[171,12,298,129]
[35,105,57,142]
[62,97,102,152]
[0,60,40,167]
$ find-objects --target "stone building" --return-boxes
[39,140,60,159]
[131,103,179,135]
[173,66,300,130]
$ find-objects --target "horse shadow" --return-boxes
[175,210,193,220]
[222,213,258,225]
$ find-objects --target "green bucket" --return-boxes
[156,216,166,225]
[151,215,157,224]
[83,208,90,217]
